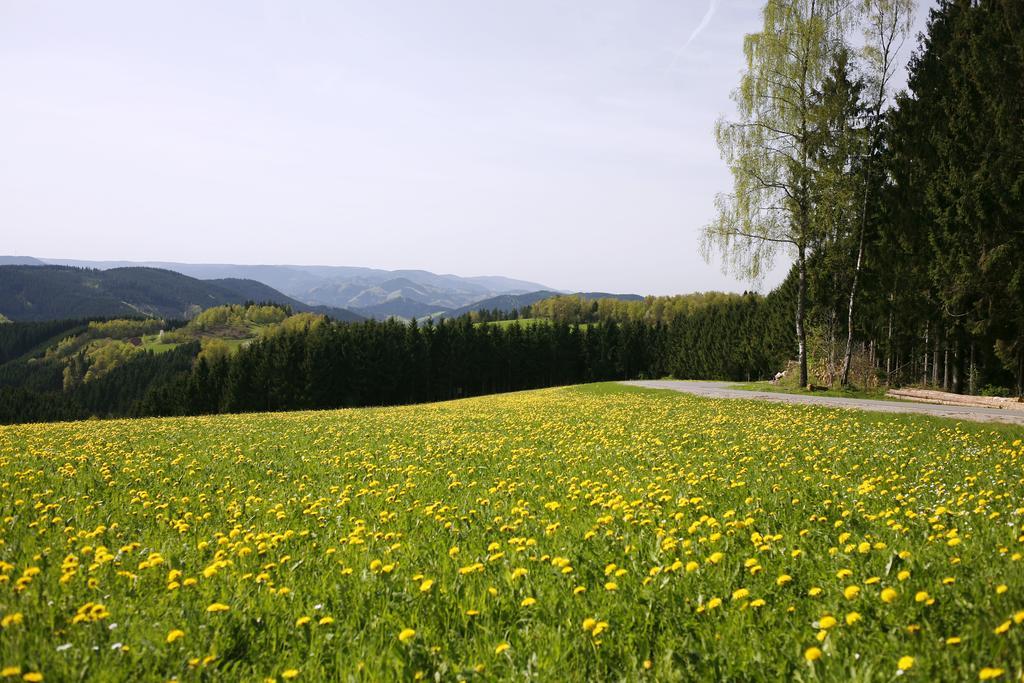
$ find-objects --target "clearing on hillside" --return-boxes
[0,384,1022,681]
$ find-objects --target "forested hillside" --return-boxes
[0,265,363,321]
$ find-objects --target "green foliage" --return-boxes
[86,318,164,340]
[196,339,234,367]
[82,340,143,383]
[979,385,1011,398]
[525,292,747,325]
[705,0,849,278]
[189,304,288,332]
[269,312,326,335]
[162,304,295,346]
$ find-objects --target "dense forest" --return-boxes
[0,283,794,423]
[705,0,1022,396]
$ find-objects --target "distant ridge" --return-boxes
[0,256,45,266]
[355,297,451,320]
[0,265,363,322]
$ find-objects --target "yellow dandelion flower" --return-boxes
[1,614,24,629]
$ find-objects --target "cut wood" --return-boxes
[886,388,1024,411]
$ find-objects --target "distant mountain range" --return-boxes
[0,256,643,322]
[18,257,552,313]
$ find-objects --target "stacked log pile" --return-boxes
[886,388,1024,411]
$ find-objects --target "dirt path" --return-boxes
[621,380,1024,426]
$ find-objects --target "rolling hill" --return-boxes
[26,257,556,313]
[353,297,451,320]
[0,265,363,322]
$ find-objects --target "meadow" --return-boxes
[1,384,1022,681]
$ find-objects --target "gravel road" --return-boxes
[621,380,1024,426]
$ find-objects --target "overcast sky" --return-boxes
[0,1,934,294]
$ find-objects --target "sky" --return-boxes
[0,1,934,295]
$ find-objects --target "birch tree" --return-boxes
[703,0,849,388]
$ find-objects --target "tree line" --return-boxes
[0,281,795,424]
[706,0,1023,395]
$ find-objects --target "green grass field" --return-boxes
[1,384,1022,681]
[140,334,180,354]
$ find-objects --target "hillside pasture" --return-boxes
[0,385,1022,681]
